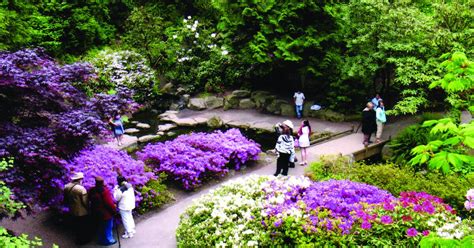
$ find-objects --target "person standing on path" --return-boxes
[298,120,311,166]
[113,176,136,239]
[274,120,295,176]
[63,172,91,245]
[293,90,305,119]
[375,100,386,143]
[89,176,117,246]
[109,113,124,146]
[361,102,377,145]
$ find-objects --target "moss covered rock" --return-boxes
[239,98,256,109]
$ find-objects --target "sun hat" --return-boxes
[71,172,84,180]
[282,120,294,130]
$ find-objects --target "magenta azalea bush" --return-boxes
[178,176,460,247]
[138,129,261,190]
[0,49,138,211]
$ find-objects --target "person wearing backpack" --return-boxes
[64,172,91,245]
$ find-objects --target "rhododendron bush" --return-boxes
[138,129,261,190]
[177,176,462,247]
[0,49,138,211]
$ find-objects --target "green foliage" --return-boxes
[0,158,24,219]
[136,173,174,214]
[389,124,432,168]
[410,119,474,175]
[0,158,42,247]
[420,234,473,248]
[0,227,42,248]
[305,157,474,216]
[430,52,474,119]
[0,1,122,56]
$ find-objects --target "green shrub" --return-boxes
[388,124,431,168]
[419,112,445,123]
[0,227,43,248]
[136,173,174,214]
[305,158,474,217]
[420,234,473,248]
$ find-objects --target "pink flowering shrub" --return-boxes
[137,129,261,190]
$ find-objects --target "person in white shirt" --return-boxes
[113,176,136,239]
[293,91,305,119]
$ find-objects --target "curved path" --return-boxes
[1,110,416,248]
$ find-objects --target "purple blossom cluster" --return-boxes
[261,179,457,243]
[137,129,261,190]
[264,180,393,234]
[65,145,155,203]
[0,49,138,211]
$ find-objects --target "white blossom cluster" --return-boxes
[178,175,270,247]
[177,175,313,247]
[91,49,156,93]
[174,16,229,64]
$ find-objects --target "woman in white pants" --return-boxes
[114,176,136,239]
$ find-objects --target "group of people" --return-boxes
[361,94,386,145]
[63,172,136,246]
[273,119,311,176]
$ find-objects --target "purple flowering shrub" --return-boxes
[0,49,138,211]
[263,180,458,246]
[65,145,166,211]
[138,129,261,190]
[177,176,462,247]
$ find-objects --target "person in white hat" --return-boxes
[274,120,295,176]
[64,172,91,245]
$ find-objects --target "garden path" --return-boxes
[1,112,416,248]
[121,118,410,248]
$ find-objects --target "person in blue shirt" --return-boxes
[109,113,124,146]
[375,100,386,143]
[371,93,382,108]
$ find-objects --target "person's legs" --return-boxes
[120,210,135,237]
[274,155,283,176]
[376,121,383,142]
[281,153,290,176]
[302,148,307,165]
[363,133,369,145]
[102,218,116,245]
[295,105,303,118]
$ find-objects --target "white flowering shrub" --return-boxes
[176,175,312,247]
[88,48,158,101]
[164,16,244,93]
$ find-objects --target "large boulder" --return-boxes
[231,89,251,98]
[124,128,140,134]
[239,98,256,109]
[266,99,288,115]
[136,123,151,129]
[160,83,174,94]
[188,98,207,110]
[138,134,161,143]
[252,92,275,109]
[280,103,294,117]
[223,94,240,110]
[204,96,224,109]
[158,123,177,132]
[207,116,224,128]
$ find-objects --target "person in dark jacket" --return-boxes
[274,120,295,176]
[362,102,377,145]
[89,176,117,246]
